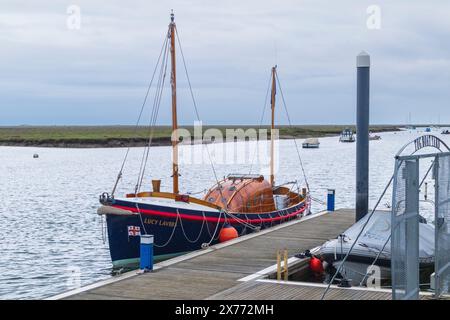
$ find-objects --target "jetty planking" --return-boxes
[58,209,359,300]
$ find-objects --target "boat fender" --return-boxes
[219,224,238,243]
[97,205,135,216]
[309,256,324,274]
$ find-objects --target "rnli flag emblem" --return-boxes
[127,226,141,236]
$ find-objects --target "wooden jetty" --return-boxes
[49,209,431,300]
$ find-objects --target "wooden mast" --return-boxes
[270,65,277,186]
[170,11,179,194]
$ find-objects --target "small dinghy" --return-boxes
[441,129,450,135]
[302,138,320,148]
[318,211,434,286]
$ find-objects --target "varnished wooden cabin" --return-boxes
[204,174,304,213]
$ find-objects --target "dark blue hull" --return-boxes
[106,212,227,268]
[105,198,309,269]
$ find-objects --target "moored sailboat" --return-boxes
[98,13,311,269]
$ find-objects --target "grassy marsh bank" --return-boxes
[0,125,402,148]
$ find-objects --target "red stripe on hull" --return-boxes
[112,204,308,224]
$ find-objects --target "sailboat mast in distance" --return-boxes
[169,11,179,194]
[270,65,277,186]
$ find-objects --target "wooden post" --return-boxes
[169,12,179,194]
[276,249,281,281]
[283,249,288,281]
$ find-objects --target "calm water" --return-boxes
[0,128,447,299]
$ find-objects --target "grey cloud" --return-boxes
[0,0,449,125]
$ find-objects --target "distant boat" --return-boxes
[339,128,355,143]
[33,154,39,158]
[442,129,450,135]
[302,138,320,148]
[425,127,431,132]
[369,133,381,141]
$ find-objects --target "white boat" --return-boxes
[302,138,320,148]
[339,128,355,143]
[317,211,434,286]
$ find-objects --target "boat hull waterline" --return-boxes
[101,197,310,268]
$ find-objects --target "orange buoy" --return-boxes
[309,256,324,274]
[219,224,238,243]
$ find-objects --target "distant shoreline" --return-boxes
[0,125,404,148]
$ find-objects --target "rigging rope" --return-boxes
[275,71,310,193]
[177,209,207,244]
[248,72,272,174]
[358,234,391,286]
[111,32,170,196]
[113,22,300,240]
[310,196,326,206]
[174,26,236,220]
[203,210,223,247]
[136,33,170,192]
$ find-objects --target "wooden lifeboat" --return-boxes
[99,14,311,269]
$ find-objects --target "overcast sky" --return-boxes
[1,0,449,125]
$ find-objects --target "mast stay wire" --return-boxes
[174,27,223,191]
[111,31,170,196]
[275,70,310,193]
[248,72,272,175]
[114,19,261,231]
[136,32,171,192]
[174,26,251,224]
[135,37,167,191]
